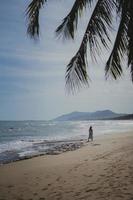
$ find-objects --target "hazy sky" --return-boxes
[0,0,133,120]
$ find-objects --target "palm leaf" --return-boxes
[127,0,133,81]
[66,0,115,92]
[56,0,94,40]
[105,0,129,80]
[116,0,124,13]
[66,44,89,93]
[26,0,46,39]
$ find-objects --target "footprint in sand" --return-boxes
[92,144,101,146]
[123,187,128,191]
[33,192,38,196]
[87,174,93,178]
[75,191,81,196]
[56,176,61,181]
[74,164,82,171]
[7,185,14,188]
[100,173,106,177]
[42,187,48,191]
[87,187,101,192]
[103,168,108,171]
[68,168,73,173]
[84,159,88,162]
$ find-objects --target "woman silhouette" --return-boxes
[88,126,93,142]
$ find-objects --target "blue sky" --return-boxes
[0,0,133,120]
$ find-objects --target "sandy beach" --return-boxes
[0,131,133,200]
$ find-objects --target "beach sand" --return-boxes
[0,132,133,200]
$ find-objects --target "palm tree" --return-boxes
[26,0,133,93]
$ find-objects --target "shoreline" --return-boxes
[0,139,86,165]
[0,131,133,200]
[0,130,132,165]
[1,119,133,165]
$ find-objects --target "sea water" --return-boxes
[0,120,133,164]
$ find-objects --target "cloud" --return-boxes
[0,0,133,120]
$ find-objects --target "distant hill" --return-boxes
[54,110,127,121]
[112,114,133,120]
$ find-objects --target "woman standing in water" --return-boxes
[88,126,93,142]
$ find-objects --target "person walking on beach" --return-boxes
[88,126,93,142]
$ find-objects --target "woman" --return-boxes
[88,126,93,142]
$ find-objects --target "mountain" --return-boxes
[54,110,127,121]
[112,114,133,120]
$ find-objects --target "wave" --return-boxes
[0,120,133,164]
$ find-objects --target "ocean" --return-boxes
[0,120,133,164]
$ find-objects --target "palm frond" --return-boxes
[105,1,129,80]
[88,0,115,58]
[66,0,115,92]
[127,0,133,81]
[130,64,133,82]
[116,0,124,13]
[66,44,89,94]
[56,0,94,40]
[26,0,46,39]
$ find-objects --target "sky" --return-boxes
[0,0,133,120]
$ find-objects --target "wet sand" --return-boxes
[0,131,133,200]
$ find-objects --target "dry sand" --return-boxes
[0,132,133,200]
